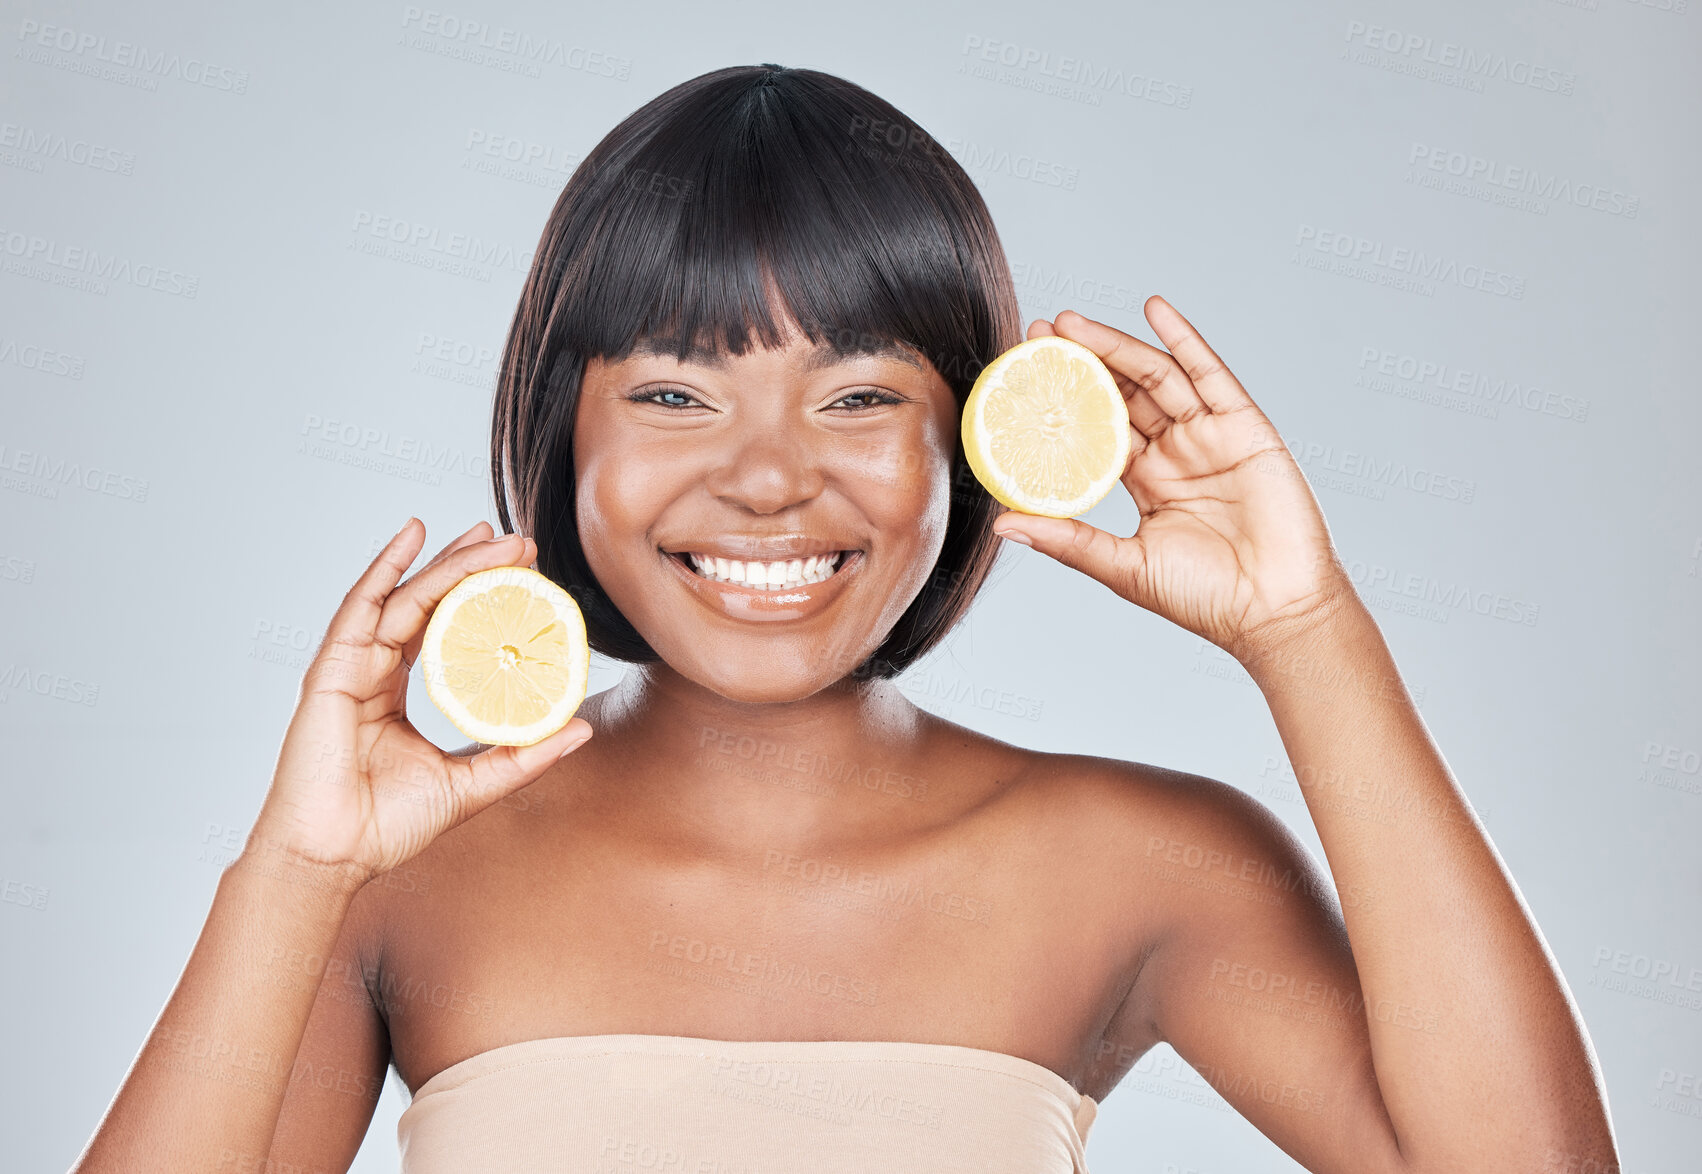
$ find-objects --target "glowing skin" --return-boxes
[568,311,966,837]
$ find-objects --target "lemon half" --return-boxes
[962,336,1132,518]
[418,565,590,747]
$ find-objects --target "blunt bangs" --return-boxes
[492,63,1023,679]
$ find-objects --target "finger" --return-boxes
[1052,308,1211,423]
[404,521,501,608]
[376,532,536,668]
[989,511,1146,607]
[1026,318,1057,340]
[1142,296,1255,415]
[454,718,594,813]
[321,519,426,651]
[421,519,494,572]
[1127,385,1172,440]
[1124,418,1151,470]
[394,521,508,670]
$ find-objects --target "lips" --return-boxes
[658,539,858,562]
[658,544,864,621]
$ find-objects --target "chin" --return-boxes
[679,659,858,706]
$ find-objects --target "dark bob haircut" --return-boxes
[490,63,1023,680]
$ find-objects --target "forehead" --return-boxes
[623,335,927,374]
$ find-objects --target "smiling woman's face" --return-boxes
[571,316,962,703]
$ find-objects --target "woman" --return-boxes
[72,64,1619,1174]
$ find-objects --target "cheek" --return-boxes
[854,433,954,552]
[573,442,663,579]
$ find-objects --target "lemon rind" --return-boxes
[418,565,591,748]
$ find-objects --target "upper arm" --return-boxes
[266,875,393,1174]
[1108,767,1407,1174]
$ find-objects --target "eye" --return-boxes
[626,387,706,410]
[625,387,905,411]
[830,389,904,411]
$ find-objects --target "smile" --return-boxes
[678,550,848,591]
[658,545,864,621]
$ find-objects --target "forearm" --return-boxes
[71,840,366,1174]
[1242,598,1616,1174]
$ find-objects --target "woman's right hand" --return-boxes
[245,518,593,882]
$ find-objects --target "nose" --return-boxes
[700,420,828,515]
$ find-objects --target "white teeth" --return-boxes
[682,550,844,589]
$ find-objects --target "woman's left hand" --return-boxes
[989,296,1355,663]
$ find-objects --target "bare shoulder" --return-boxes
[976,734,1340,945]
[984,731,1317,879]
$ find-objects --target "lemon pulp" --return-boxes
[962,336,1131,518]
[418,565,590,747]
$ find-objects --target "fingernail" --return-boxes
[995,528,1032,547]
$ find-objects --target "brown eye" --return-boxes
[831,390,902,411]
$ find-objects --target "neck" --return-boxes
[576,662,937,853]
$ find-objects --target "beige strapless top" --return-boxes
[397,1033,1098,1173]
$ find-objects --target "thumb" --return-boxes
[993,513,1144,601]
[457,718,593,811]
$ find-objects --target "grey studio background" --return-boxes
[3,0,1699,1170]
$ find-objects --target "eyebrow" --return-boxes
[627,336,925,373]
